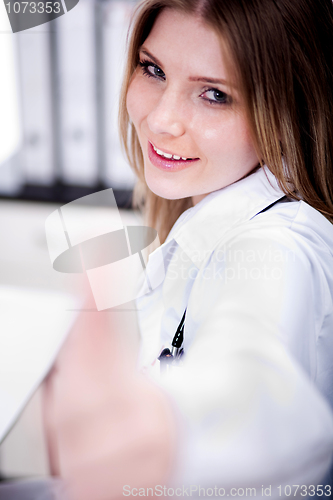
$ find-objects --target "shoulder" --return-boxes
[212,197,333,265]
[256,197,333,248]
[187,199,333,375]
[192,198,333,324]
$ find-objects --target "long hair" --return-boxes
[119,0,333,243]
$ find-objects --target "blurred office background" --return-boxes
[0,0,136,206]
[0,0,140,480]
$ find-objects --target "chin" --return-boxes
[144,170,186,200]
[146,181,185,200]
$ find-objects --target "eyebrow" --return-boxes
[189,76,232,86]
[139,47,235,88]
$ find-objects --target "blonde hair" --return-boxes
[119,0,333,243]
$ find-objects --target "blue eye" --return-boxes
[202,88,230,104]
[139,60,165,80]
[152,65,165,78]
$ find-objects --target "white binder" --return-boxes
[0,1,22,196]
[56,0,99,186]
[16,24,55,185]
[0,1,21,166]
[102,0,136,189]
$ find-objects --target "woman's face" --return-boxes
[126,9,259,204]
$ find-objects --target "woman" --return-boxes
[47,0,333,497]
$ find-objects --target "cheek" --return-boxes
[192,114,257,162]
[126,75,160,129]
[126,75,151,127]
[202,127,221,141]
[126,80,140,125]
[233,121,258,161]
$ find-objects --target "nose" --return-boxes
[147,87,186,137]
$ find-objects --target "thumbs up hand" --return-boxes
[43,296,176,500]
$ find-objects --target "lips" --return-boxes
[147,142,199,171]
[152,143,194,161]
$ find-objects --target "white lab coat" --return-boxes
[136,166,333,498]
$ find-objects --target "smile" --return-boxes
[152,143,195,161]
[147,142,199,172]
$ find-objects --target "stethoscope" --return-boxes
[158,309,186,375]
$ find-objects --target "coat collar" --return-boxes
[168,166,285,266]
[148,166,286,271]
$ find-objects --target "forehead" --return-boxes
[142,8,232,80]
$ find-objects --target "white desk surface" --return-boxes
[0,199,140,477]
